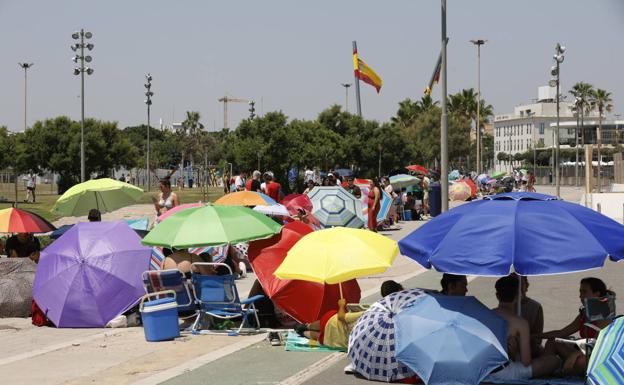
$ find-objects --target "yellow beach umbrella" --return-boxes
[274,227,399,285]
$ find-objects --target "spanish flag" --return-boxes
[353,48,382,93]
[424,53,442,96]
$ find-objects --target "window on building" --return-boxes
[539,123,545,135]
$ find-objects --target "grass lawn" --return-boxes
[0,183,225,222]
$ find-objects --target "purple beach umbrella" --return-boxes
[33,221,151,328]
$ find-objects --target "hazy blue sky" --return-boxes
[1,0,623,132]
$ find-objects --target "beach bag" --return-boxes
[31,300,53,327]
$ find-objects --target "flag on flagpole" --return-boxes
[425,52,442,96]
[353,48,383,93]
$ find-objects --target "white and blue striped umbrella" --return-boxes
[348,289,426,382]
[587,316,624,385]
[307,186,364,228]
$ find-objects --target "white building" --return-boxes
[492,86,596,172]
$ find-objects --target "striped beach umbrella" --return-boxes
[356,184,392,223]
[307,186,364,228]
[389,174,420,189]
[0,208,55,233]
[449,181,472,201]
[348,289,426,382]
[587,316,624,385]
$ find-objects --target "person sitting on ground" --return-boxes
[511,273,544,357]
[87,208,101,222]
[537,277,615,376]
[152,178,180,216]
[380,280,404,297]
[440,273,468,296]
[295,281,401,349]
[487,276,560,382]
[6,232,40,263]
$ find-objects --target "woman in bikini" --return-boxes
[153,178,180,216]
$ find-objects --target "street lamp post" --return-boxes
[470,39,486,174]
[18,63,34,131]
[341,83,352,113]
[144,74,153,191]
[574,98,581,187]
[550,43,565,197]
[71,29,94,183]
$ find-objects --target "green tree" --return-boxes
[569,82,594,146]
[178,111,205,168]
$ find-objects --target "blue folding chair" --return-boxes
[142,269,197,316]
[190,262,264,334]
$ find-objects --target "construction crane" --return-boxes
[218,96,249,130]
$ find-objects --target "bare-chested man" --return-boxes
[487,276,560,382]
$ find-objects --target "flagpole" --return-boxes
[440,0,449,212]
[352,41,362,118]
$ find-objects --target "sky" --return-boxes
[1,0,623,132]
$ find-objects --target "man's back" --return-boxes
[494,308,531,366]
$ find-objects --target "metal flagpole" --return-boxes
[352,41,362,118]
[440,0,449,212]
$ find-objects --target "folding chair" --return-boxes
[581,295,616,357]
[190,262,264,334]
[142,269,197,315]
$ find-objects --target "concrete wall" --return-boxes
[580,192,624,223]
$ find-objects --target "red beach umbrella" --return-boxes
[406,165,429,175]
[282,194,313,215]
[249,222,360,323]
[0,208,55,233]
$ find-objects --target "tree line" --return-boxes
[0,89,494,192]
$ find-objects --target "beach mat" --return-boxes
[284,331,345,352]
[482,377,585,385]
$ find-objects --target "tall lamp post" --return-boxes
[18,62,34,131]
[144,73,153,191]
[549,42,565,197]
[341,83,352,113]
[470,39,486,174]
[574,98,581,187]
[71,29,94,183]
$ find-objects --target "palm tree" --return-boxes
[391,99,420,128]
[418,95,439,113]
[177,111,204,176]
[569,82,594,148]
[590,89,613,192]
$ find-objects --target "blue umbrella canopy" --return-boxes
[307,186,364,228]
[398,192,624,276]
[348,289,426,382]
[395,295,508,385]
[587,316,624,385]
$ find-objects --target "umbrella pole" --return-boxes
[517,275,522,316]
[339,282,344,300]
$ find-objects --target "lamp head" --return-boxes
[86,43,94,50]
[72,32,80,39]
[73,68,81,76]
[85,68,94,75]
[84,56,92,63]
[84,31,93,39]
[72,55,80,63]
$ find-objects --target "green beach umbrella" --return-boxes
[141,204,282,248]
[490,171,507,179]
[587,316,624,385]
[51,178,144,217]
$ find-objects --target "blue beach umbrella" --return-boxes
[348,289,426,382]
[307,186,364,228]
[398,192,624,276]
[587,316,624,385]
[395,295,508,385]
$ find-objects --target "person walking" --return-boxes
[367,178,382,232]
[25,172,36,203]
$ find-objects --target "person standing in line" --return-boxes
[234,171,247,192]
[246,170,262,192]
[367,178,382,232]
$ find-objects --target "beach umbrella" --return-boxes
[389,174,420,189]
[51,223,149,240]
[587,316,624,385]
[253,203,290,217]
[449,182,472,202]
[398,192,624,276]
[354,178,372,185]
[348,289,426,382]
[0,258,36,317]
[249,222,360,323]
[448,170,460,181]
[307,186,364,228]
[157,202,205,223]
[0,207,56,233]
[214,191,277,206]
[334,168,354,177]
[456,179,477,197]
[356,184,392,223]
[406,165,429,174]
[141,204,282,248]
[274,227,398,285]
[395,295,507,385]
[32,221,151,327]
[476,174,489,184]
[51,178,143,217]
[490,171,506,179]
[282,194,313,215]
